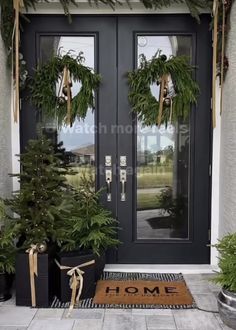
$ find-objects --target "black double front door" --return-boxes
[22,14,212,264]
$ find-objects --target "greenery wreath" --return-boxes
[128,51,199,126]
[30,52,101,126]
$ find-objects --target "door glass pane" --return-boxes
[39,36,95,188]
[136,36,192,240]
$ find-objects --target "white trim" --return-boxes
[104,264,218,274]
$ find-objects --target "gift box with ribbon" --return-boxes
[15,245,56,307]
[55,250,96,307]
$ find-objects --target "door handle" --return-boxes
[120,169,127,201]
[105,169,112,202]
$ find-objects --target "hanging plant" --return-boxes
[128,51,199,126]
[30,52,101,126]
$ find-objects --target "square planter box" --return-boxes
[15,246,56,307]
[94,253,106,281]
[55,250,96,303]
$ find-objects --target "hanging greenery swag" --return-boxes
[0,0,235,127]
[128,52,199,126]
[0,0,211,60]
[29,52,101,126]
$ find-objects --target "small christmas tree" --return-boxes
[62,173,120,255]
[0,199,18,274]
[8,136,74,249]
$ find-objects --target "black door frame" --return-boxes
[21,14,212,264]
[21,14,118,230]
[117,15,212,264]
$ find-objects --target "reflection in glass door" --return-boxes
[39,36,96,188]
[136,36,192,240]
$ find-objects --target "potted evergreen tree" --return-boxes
[55,173,120,303]
[8,137,76,307]
[213,233,236,329]
[0,199,17,302]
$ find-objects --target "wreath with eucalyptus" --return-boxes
[30,52,101,126]
[128,51,199,126]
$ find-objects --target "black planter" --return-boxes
[15,246,56,307]
[55,250,96,303]
[95,253,106,281]
[0,273,13,302]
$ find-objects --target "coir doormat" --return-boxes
[51,272,195,309]
[93,279,193,307]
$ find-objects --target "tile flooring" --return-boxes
[0,274,233,330]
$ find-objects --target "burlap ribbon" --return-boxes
[212,0,219,128]
[26,245,38,307]
[55,258,95,316]
[169,98,173,123]
[220,0,226,115]
[12,0,24,123]
[62,66,72,126]
[157,74,169,127]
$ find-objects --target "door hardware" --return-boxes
[105,155,112,167]
[120,156,127,167]
[105,169,112,202]
[120,169,127,201]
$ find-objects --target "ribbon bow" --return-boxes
[12,0,25,123]
[212,0,219,129]
[55,258,95,316]
[157,74,169,127]
[26,244,38,307]
[62,67,72,126]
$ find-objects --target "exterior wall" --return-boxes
[219,0,236,236]
[0,34,12,197]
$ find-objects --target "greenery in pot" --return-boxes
[7,136,76,250]
[213,233,236,292]
[213,233,236,329]
[0,199,17,274]
[61,173,120,256]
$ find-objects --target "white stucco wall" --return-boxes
[0,34,12,197]
[219,0,236,236]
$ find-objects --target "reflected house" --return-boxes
[160,154,167,164]
[71,144,95,165]
[64,151,78,165]
[137,150,155,165]
[137,150,146,165]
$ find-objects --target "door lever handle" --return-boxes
[105,169,112,202]
[120,169,127,201]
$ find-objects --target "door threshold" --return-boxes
[104,264,218,274]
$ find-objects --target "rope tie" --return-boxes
[26,244,38,307]
[55,258,95,317]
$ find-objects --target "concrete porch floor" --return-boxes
[0,274,232,330]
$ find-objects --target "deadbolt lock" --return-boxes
[105,169,112,202]
[120,156,127,167]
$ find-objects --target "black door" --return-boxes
[21,14,212,264]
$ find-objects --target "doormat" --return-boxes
[51,272,196,309]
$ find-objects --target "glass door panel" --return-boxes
[117,16,211,263]
[39,36,96,188]
[136,35,192,240]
